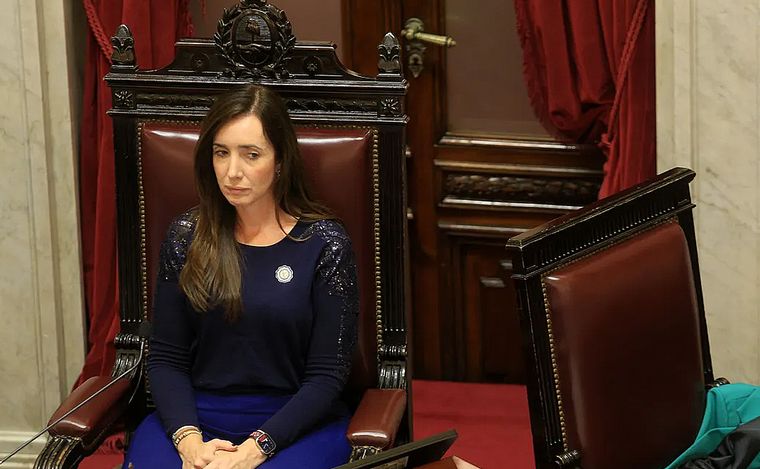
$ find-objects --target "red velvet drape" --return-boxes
[514,0,656,198]
[77,0,192,386]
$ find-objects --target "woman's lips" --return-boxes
[225,186,250,193]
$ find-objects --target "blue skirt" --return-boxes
[124,392,351,468]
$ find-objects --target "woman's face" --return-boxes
[212,114,277,212]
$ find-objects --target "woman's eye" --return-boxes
[247,153,259,160]
[214,150,228,157]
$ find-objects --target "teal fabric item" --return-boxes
[664,383,760,469]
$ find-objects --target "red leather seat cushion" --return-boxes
[543,222,705,469]
[140,122,376,388]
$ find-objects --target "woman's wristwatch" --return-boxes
[249,430,276,457]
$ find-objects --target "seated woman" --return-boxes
[124,85,358,469]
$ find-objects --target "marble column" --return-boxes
[657,1,760,384]
[0,0,85,466]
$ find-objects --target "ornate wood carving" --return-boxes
[112,332,143,377]
[378,32,401,74]
[113,90,135,109]
[379,97,402,117]
[136,93,215,109]
[444,173,600,207]
[302,55,322,76]
[556,450,582,467]
[379,362,407,389]
[349,446,382,462]
[190,52,211,72]
[106,37,405,123]
[111,25,135,66]
[214,0,296,79]
[284,97,377,113]
[33,435,83,468]
[379,344,408,360]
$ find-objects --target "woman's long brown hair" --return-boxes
[179,85,333,321]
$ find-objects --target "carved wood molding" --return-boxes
[379,344,407,359]
[379,97,402,116]
[134,93,215,108]
[284,97,377,113]
[121,93,400,119]
[443,173,600,207]
[113,90,135,109]
[507,168,696,276]
[378,361,407,389]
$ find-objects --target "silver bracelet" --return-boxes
[173,427,202,448]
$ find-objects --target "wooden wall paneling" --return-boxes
[434,157,603,215]
[462,243,486,381]
[438,227,527,383]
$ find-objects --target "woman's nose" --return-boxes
[227,154,243,178]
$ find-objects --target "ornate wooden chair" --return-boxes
[507,168,725,469]
[35,2,411,467]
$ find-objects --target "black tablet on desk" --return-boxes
[333,429,458,469]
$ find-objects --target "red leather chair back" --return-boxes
[542,221,705,469]
[140,121,376,389]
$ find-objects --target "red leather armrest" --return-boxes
[346,388,407,449]
[48,376,133,450]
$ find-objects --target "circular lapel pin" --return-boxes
[275,265,294,283]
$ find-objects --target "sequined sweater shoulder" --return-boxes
[157,208,197,283]
[299,219,360,380]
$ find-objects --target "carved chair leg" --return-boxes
[555,449,581,468]
[33,436,85,469]
[349,445,383,462]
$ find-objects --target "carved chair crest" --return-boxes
[214,0,295,78]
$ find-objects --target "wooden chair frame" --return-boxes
[36,1,410,467]
[506,168,720,468]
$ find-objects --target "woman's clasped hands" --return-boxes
[178,434,267,469]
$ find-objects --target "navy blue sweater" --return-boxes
[147,210,359,450]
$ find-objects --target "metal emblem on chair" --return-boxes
[214,0,296,79]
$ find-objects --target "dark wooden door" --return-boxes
[342,0,605,382]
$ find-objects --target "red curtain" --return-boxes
[514,0,656,198]
[77,0,192,386]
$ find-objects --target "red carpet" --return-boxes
[412,380,535,469]
[81,380,535,468]
[79,454,122,469]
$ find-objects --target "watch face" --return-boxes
[256,434,275,454]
